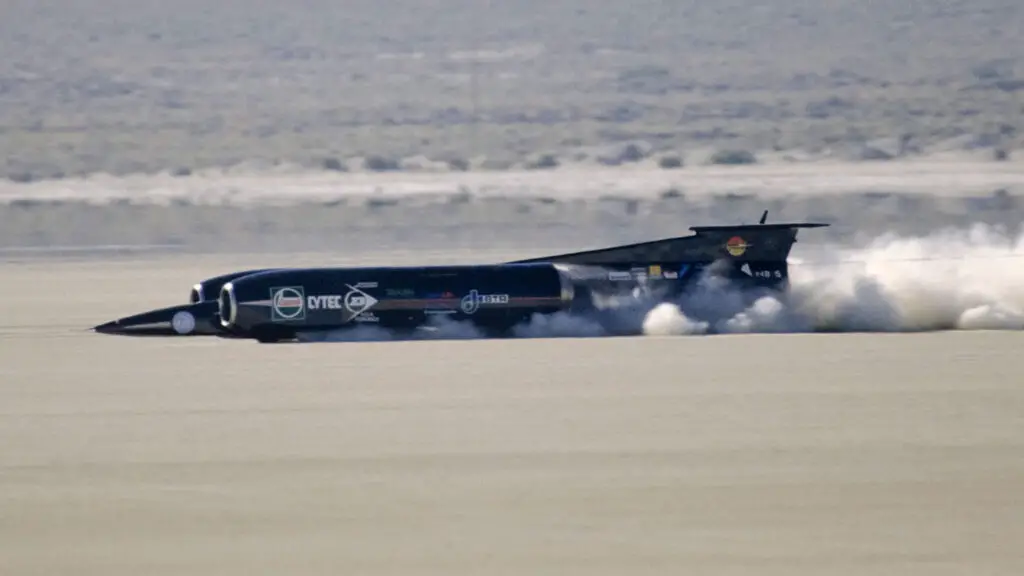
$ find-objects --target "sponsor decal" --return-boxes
[679,264,691,278]
[171,311,196,334]
[631,267,648,282]
[385,288,415,297]
[608,270,632,281]
[649,265,662,277]
[343,283,380,321]
[478,294,510,304]
[460,293,477,314]
[726,236,750,257]
[307,295,343,310]
[270,286,306,321]
[663,270,678,279]
[460,289,510,315]
[741,263,783,279]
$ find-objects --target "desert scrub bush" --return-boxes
[363,155,400,171]
[708,149,756,165]
[447,157,470,171]
[658,154,683,169]
[525,153,559,170]
[322,157,346,171]
[597,142,652,166]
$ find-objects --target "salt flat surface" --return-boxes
[2,254,1024,575]
[3,160,1024,205]
[2,163,1024,252]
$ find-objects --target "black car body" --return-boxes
[94,212,827,342]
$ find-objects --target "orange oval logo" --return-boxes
[726,236,749,256]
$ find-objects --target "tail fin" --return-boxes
[685,214,828,288]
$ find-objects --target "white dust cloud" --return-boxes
[641,303,710,336]
[645,223,1024,335]
[301,314,486,343]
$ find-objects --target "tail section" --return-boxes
[511,211,827,267]
[510,211,829,290]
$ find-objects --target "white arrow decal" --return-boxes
[343,284,379,321]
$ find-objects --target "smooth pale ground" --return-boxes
[2,254,1024,575]
[4,159,1023,204]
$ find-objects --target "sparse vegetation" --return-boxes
[708,150,757,166]
[447,157,470,172]
[658,155,684,169]
[363,156,401,172]
[857,146,895,161]
[364,196,400,209]
[526,154,559,170]
[322,157,346,172]
[0,0,1020,176]
[621,143,649,163]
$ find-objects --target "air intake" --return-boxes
[218,283,237,328]
[189,283,204,304]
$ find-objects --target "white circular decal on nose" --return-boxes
[171,311,196,334]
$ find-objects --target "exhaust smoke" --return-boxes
[646,223,1024,335]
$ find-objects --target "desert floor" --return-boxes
[2,254,1022,575]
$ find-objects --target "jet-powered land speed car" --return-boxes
[93,211,827,343]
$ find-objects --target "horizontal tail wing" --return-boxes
[687,222,829,233]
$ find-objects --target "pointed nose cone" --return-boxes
[91,315,180,336]
[93,320,126,334]
[92,301,221,337]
